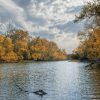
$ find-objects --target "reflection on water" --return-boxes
[0,61,100,100]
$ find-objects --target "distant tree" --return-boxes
[30,37,66,61]
[0,29,66,62]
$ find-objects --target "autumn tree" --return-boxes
[7,29,31,60]
[74,28,100,61]
[30,37,66,61]
[0,35,5,60]
[0,28,66,62]
[74,0,100,29]
[30,37,49,60]
[0,35,18,62]
[47,42,66,60]
[74,0,100,61]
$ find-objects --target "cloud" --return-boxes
[53,33,80,53]
[0,0,34,32]
[0,0,90,53]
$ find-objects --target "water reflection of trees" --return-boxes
[84,65,100,99]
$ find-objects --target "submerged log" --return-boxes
[16,84,47,97]
[85,59,100,69]
[16,84,29,93]
[34,90,47,97]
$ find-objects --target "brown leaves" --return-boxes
[74,28,100,60]
[0,29,66,62]
[30,37,66,61]
[74,0,100,28]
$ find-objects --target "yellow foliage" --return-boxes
[0,29,67,62]
[0,46,5,59]
[31,45,48,52]
[52,52,64,60]
[2,51,18,62]
[0,35,5,43]
[31,53,41,60]
[15,40,28,52]
[30,37,66,60]
[4,37,14,52]
[74,28,100,60]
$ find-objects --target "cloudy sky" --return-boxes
[0,0,91,53]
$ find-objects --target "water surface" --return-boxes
[0,61,100,100]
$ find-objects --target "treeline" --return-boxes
[73,28,100,61]
[73,0,100,61]
[0,29,66,62]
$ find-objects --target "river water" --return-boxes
[0,61,100,100]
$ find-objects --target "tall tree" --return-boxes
[0,28,67,62]
[74,0,100,29]
[74,0,100,61]
[74,27,100,60]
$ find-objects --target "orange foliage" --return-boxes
[30,37,66,60]
[74,28,100,60]
[15,40,28,52]
[2,51,18,62]
[4,37,14,52]
[0,29,67,62]
[0,35,5,43]
[0,46,5,59]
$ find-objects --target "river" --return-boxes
[0,61,100,100]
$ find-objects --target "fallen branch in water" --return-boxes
[16,84,47,97]
[85,59,100,69]
[16,84,29,93]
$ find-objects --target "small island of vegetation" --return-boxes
[0,29,66,62]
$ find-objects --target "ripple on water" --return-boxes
[0,61,100,100]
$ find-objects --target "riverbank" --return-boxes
[0,59,68,63]
[67,58,100,67]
